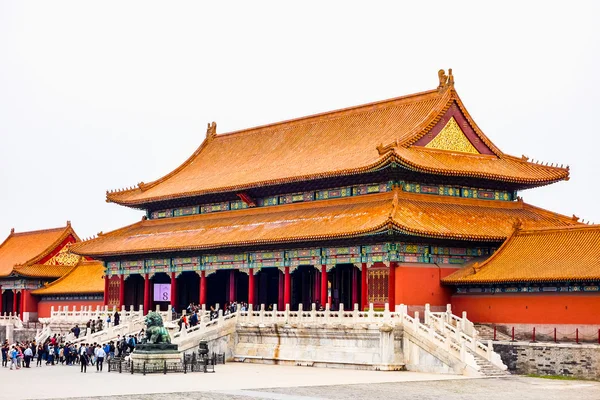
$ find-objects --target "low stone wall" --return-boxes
[0,326,37,343]
[234,324,405,371]
[494,342,600,380]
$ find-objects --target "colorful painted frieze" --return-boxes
[173,206,200,217]
[354,181,393,196]
[315,186,353,200]
[201,202,230,213]
[279,192,314,204]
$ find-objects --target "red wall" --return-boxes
[451,293,600,325]
[37,300,104,318]
[21,290,39,312]
[395,264,458,307]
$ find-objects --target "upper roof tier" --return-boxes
[32,260,104,296]
[72,189,579,258]
[0,223,81,278]
[442,225,600,285]
[107,70,569,207]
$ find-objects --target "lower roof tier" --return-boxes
[32,260,104,296]
[443,225,600,285]
[71,189,580,258]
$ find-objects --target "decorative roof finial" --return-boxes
[206,121,217,141]
[10,228,15,234]
[437,68,454,91]
[512,219,523,232]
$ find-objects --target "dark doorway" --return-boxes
[206,270,228,309]
[176,271,200,312]
[329,264,361,311]
[2,289,14,314]
[124,274,144,311]
[236,271,248,304]
[255,268,279,309]
[291,265,318,310]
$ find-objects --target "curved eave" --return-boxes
[69,223,506,260]
[105,154,397,207]
[444,277,600,285]
[391,152,570,186]
[69,223,393,258]
[106,152,569,207]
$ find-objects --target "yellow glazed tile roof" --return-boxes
[106,80,568,206]
[13,264,74,279]
[72,189,579,257]
[443,225,600,284]
[32,260,105,295]
[0,224,79,278]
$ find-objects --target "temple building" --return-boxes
[71,70,585,320]
[32,259,105,318]
[0,223,82,321]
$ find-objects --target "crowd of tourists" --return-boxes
[1,321,143,373]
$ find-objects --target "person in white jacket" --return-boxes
[94,344,106,372]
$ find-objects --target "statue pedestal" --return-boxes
[131,343,181,366]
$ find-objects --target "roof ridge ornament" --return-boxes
[206,121,217,141]
[437,68,454,92]
[512,218,523,232]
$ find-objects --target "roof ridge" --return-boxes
[106,89,443,203]
[10,225,67,236]
[520,202,582,226]
[515,224,598,235]
[218,89,441,139]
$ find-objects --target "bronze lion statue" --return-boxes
[144,311,171,344]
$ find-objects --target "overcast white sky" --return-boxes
[1,1,599,240]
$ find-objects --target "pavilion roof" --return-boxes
[106,72,568,207]
[442,225,600,285]
[0,223,80,278]
[32,260,104,296]
[71,189,580,257]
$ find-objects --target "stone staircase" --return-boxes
[475,324,512,341]
[469,350,511,377]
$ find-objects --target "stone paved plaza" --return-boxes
[1,363,599,400]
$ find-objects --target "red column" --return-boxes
[278,270,284,310]
[143,274,151,313]
[103,276,109,306]
[199,271,206,306]
[248,268,255,306]
[119,275,125,308]
[0,286,3,314]
[13,290,19,315]
[313,269,320,304]
[20,290,25,317]
[361,263,368,310]
[352,267,358,308]
[283,267,291,308]
[229,270,236,303]
[388,262,396,308]
[321,265,328,308]
[170,272,177,310]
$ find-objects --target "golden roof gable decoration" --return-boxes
[105,69,569,207]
